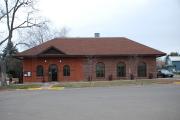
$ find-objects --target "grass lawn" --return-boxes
[0,79,179,90]
[0,84,42,90]
[52,79,179,88]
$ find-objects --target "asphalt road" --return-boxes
[0,84,180,120]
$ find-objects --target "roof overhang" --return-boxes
[14,53,166,60]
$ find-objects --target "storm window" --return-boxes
[36,65,44,76]
[63,65,70,76]
[117,63,126,77]
[96,62,105,77]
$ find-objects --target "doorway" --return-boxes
[49,64,58,81]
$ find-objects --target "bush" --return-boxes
[108,74,113,81]
[149,73,153,79]
[130,74,134,80]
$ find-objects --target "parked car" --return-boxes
[157,69,174,78]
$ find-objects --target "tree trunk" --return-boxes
[0,59,6,86]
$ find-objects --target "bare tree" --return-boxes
[59,27,69,38]
[0,0,45,86]
[20,23,69,48]
[0,3,12,21]
[128,55,139,79]
[0,0,45,46]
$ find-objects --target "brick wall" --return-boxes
[83,56,157,81]
[23,56,157,82]
[23,57,84,82]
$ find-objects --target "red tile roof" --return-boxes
[16,37,166,57]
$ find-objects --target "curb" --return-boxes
[15,87,64,91]
[174,82,180,85]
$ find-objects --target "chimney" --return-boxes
[94,33,100,38]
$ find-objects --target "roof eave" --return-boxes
[15,53,166,59]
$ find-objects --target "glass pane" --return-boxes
[63,65,70,76]
[37,65,43,76]
[117,63,125,77]
[96,63,105,77]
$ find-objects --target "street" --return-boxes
[0,84,180,120]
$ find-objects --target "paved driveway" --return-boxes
[0,85,180,120]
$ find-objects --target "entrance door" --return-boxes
[49,64,58,81]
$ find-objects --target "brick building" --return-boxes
[16,37,165,82]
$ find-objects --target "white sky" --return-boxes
[38,0,180,53]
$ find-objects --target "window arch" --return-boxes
[96,62,105,77]
[36,65,44,76]
[137,62,147,77]
[117,62,126,77]
[63,65,70,76]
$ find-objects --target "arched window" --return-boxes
[138,62,147,77]
[117,63,126,77]
[36,65,44,76]
[63,65,70,76]
[96,62,105,77]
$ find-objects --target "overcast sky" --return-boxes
[38,0,180,53]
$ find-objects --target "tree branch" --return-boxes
[0,6,14,21]
[10,0,21,31]
[0,10,7,21]
[14,42,31,48]
[0,36,8,46]
[13,21,42,30]
[4,0,10,31]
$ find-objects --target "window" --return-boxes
[96,62,105,77]
[117,63,126,77]
[36,65,43,76]
[137,62,147,77]
[63,65,70,76]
